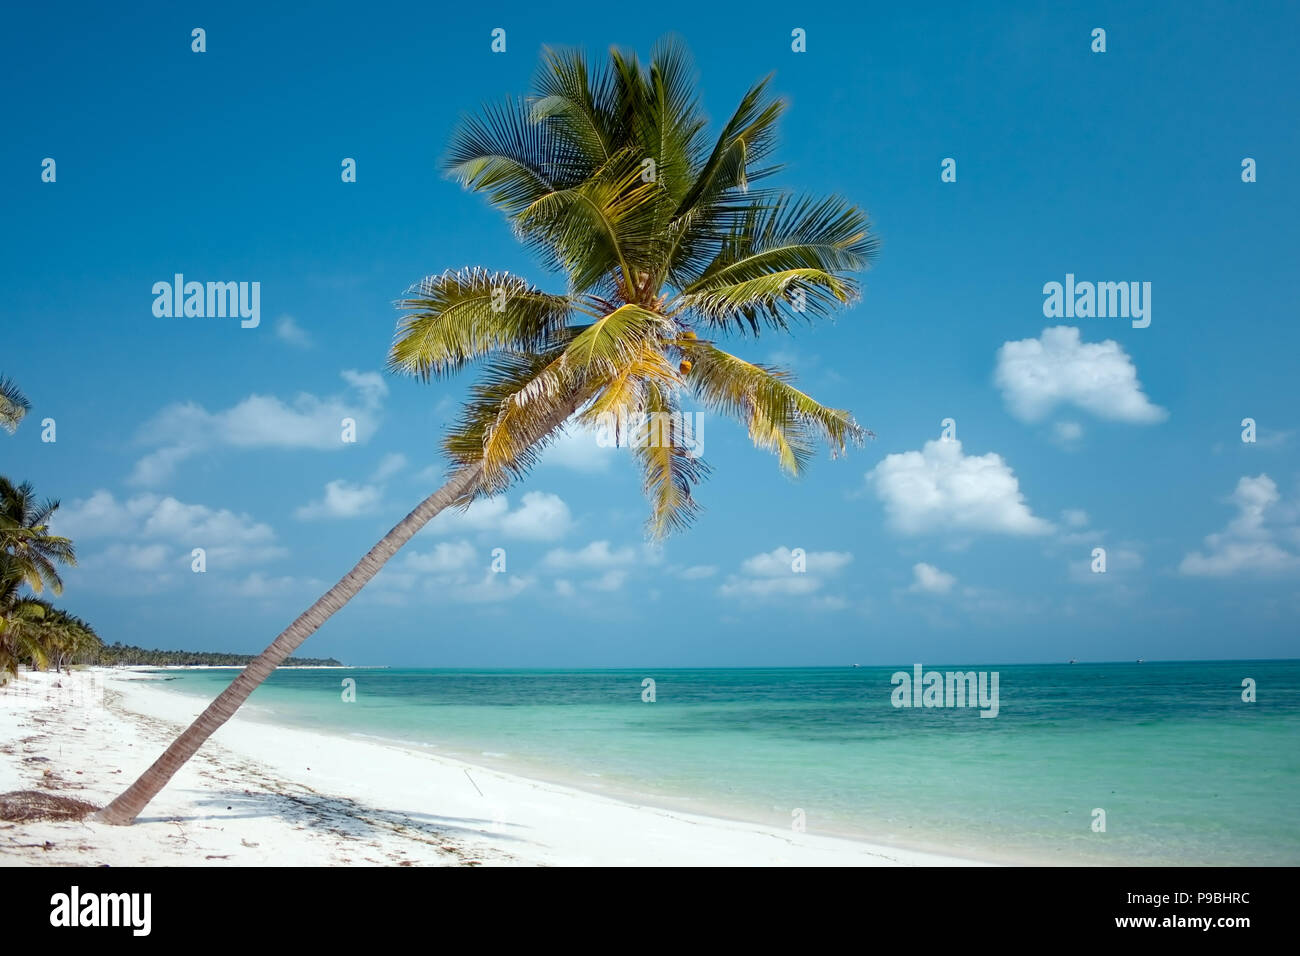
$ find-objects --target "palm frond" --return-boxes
[442,348,587,494]
[444,97,585,214]
[634,382,710,538]
[0,376,30,434]
[677,268,857,332]
[517,153,661,292]
[530,47,618,168]
[389,268,578,381]
[674,194,877,332]
[684,342,870,474]
[578,346,681,425]
[558,303,675,380]
[673,76,785,219]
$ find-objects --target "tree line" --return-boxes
[91,642,342,668]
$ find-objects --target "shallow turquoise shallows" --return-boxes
[147,661,1300,865]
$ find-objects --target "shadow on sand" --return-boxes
[136,787,532,849]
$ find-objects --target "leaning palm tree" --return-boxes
[96,37,877,824]
[0,377,30,434]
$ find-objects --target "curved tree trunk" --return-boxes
[94,463,483,825]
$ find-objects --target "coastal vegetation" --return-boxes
[89,643,343,667]
[0,472,92,679]
[0,378,94,679]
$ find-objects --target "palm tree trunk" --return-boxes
[94,462,484,825]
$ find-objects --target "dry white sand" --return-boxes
[0,668,986,867]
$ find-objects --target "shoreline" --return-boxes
[144,669,1027,864]
[0,668,989,866]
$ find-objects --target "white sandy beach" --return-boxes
[0,668,985,866]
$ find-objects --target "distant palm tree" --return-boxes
[0,480,80,679]
[0,478,75,596]
[0,377,30,433]
[0,595,51,676]
[0,595,100,676]
[97,37,877,824]
[19,599,100,671]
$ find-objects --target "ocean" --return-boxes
[146,660,1300,865]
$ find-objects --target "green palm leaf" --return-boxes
[684,342,870,475]
[634,381,710,537]
[390,268,578,381]
[0,376,30,434]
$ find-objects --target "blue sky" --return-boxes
[3,0,1298,666]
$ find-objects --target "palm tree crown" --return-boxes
[0,477,75,597]
[390,37,877,536]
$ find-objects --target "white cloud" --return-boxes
[425,497,510,534]
[866,439,1053,537]
[53,490,286,581]
[677,564,718,580]
[719,547,852,601]
[339,370,388,407]
[590,569,628,591]
[910,562,956,594]
[415,571,532,603]
[226,572,327,599]
[542,540,639,571]
[403,541,478,574]
[1179,475,1300,577]
[540,426,621,472]
[294,453,408,521]
[500,492,573,539]
[368,541,531,603]
[425,492,572,541]
[295,480,383,520]
[127,446,194,488]
[138,497,278,554]
[995,326,1167,424]
[740,546,853,576]
[129,370,387,486]
[274,315,313,349]
[96,543,171,572]
[48,489,142,537]
[719,575,824,598]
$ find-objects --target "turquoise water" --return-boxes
[148,661,1300,864]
